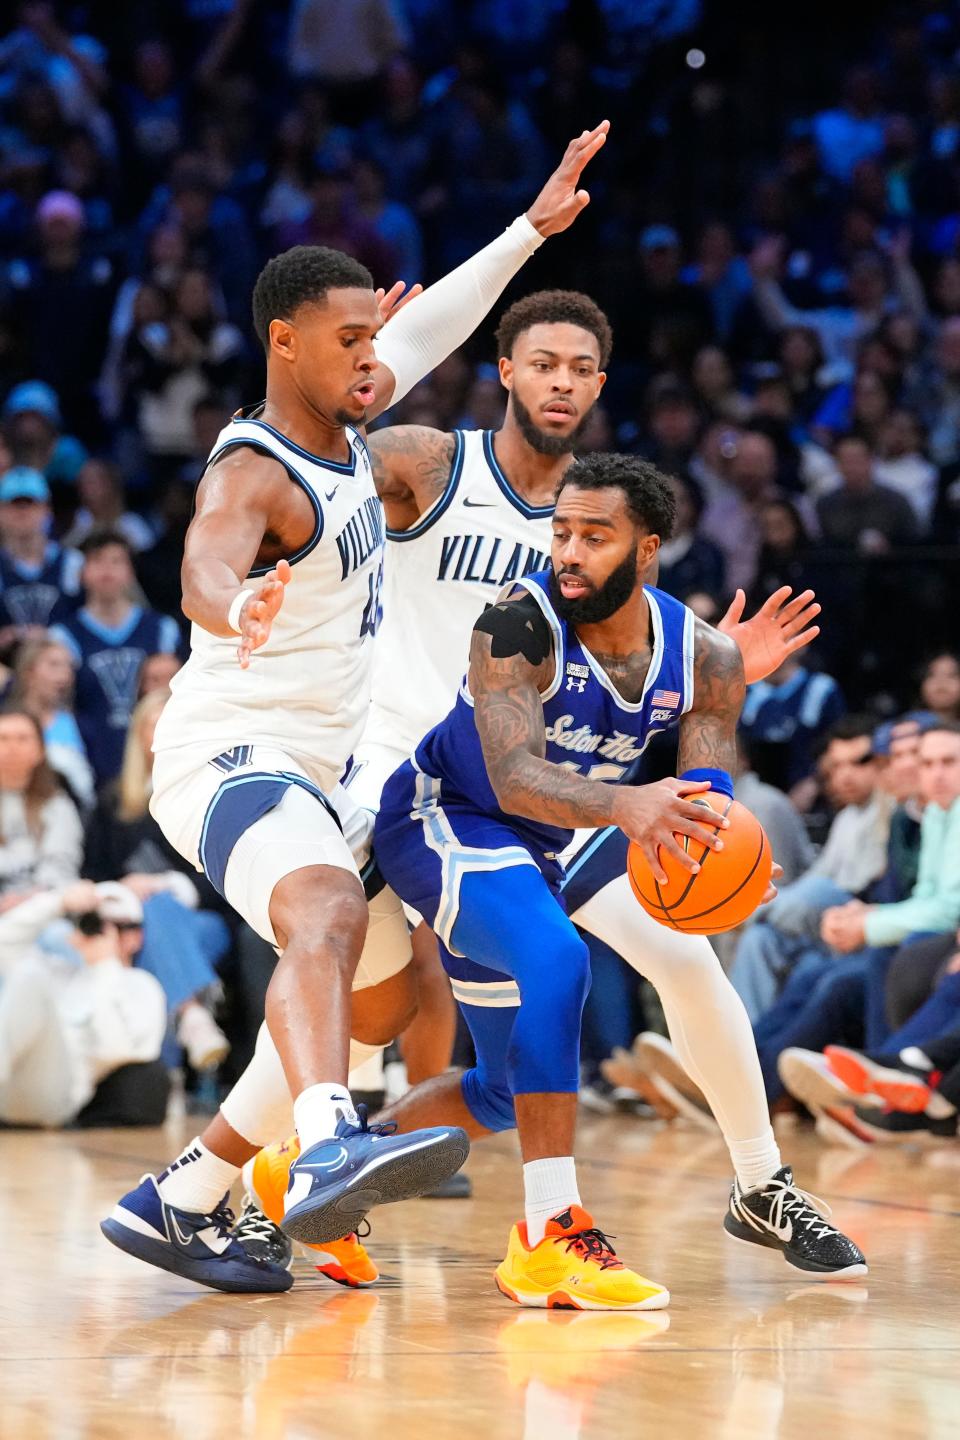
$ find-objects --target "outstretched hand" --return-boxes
[718,586,821,685]
[237,559,291,669]
[375,280,424,325]
[526,121,610,238]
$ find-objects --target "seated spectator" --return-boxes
[83,689,231,1072]
[683,222,754,344]
[816,434,918,552]
[764,724,960,1103]
[873,409,937,531]
[50,530,180,785]
[656,473,726,602]
[0,708,83,911]
[779,326,832,426]
[9,636,94,809]
[2,380,87,490]
[738,655,846,796]
[701,429,780,593]
[137,651,182,701]
[734,735,815,888]
[729,717,892,1019]
[748,499,816,614]
[275,166,396,278]
[63,458,154,553]
[0,467,82,645]
[353,156,423,283]
[918,652,960,724]
[635,385,703,473]
[690,346,752,424]
[0,878,166,1128]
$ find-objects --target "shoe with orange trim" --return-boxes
[243,1137,379,1288]
[494,1205,669,1311]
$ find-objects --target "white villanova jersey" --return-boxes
[153,411,384,792]
[364,428,555,756]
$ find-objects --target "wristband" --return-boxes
[680,767,734,800]
[227,589,254,635]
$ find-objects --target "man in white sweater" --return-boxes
[0,880,166,1126]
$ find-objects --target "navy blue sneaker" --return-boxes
[100,1175,294,1293]
[281,1105,470,1245]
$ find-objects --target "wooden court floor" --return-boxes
[2,1112,959,1440]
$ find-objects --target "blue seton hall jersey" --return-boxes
[414,569,696,859]
[0,542,82,629]
[52,606,181,783]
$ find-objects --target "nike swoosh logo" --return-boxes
[462,497,496,508]
[325,487,340,502]
[169,1213,195,1247]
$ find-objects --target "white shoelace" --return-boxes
[233,1197,278,1243]
[761,1177,837,1240]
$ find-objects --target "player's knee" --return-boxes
[271,873,367,969]
[461,1067,516,1133]
[525,930,591,1013]
[351,965,418,1045]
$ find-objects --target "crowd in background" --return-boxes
[2,0,960,1147]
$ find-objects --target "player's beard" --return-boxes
[511,392,592,456]
[548,544,639,624]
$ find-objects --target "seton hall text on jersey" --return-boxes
[437,534,549,586]
[336,495,385,579]
[545,713,646,762]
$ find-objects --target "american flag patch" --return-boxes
[652,689,681,708]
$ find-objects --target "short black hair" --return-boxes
[80,527,134,560]
[251,246,373,352]
[556,453,676,539]
[495,289,613,369]
[826,714,876,745]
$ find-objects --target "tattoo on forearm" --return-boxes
[369,426,455,507]
[677,619,745,776]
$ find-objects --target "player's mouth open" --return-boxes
[542,402,575,418]
[353,382,376,405]
[559,573,590,597]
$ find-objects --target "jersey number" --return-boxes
[360,561,383,638]
[557,760,626,783]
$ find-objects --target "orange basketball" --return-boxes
[626,793,772,935]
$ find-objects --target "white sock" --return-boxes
[157,1137,240,1213]
[523,1156,580,1246]
[729,1130,783,1192]
[293,1081,360,1151]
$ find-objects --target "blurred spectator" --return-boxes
[922,317,960,465]
[5,190,115,435]
[628,226,713,372]
[734,735,814,888]
[287,0,409,119]
[816,434,917,552]
[873,408,937,529]
[3,380,87,488]
[812,66,886,182]
[63,459,155,553]
[353,156,424,282]
[730,716,892,1020]
[360,59,432,203]
[119,40,184,195]
[683,223,754,344]
[739,654,846,796]
[83,689,231,1071]
[137,651,182,700]
[10,636,93,809]
[0,707,83,909]
[50,530,180,784]
[636,386,703,472]
[702,429,779,593]
[749,499,815,612]
[455,365,505,431]
[276,167,397,279]
[656,473,726,602]
[0,878,166,1128]
[0,4,114,156]
[121,268,244,481]
[690,346,751,424]
[919,652,960,725]
[0,467,82,643]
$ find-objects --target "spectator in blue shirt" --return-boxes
[739,653,846,793]
[51,530,180,785]
[0,467,82,645]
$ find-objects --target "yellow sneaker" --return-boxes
[247,1137,379,1288]
[494,1205,669,1311]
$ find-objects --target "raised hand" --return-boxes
[237,559,291,669]
[718,586,821,685]
[614,777,729,886]
[375,280,424,325]
[525,121,610,238]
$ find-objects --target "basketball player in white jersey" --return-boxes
[101,124,615,1293]
[245,290,851,1289]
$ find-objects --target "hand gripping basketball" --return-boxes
[612,778,729,886]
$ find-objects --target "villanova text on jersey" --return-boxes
[436,535,549,587]
[336,495,385,580]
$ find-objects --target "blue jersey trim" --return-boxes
[233,415,358,474]
[206,439,324,578]
[483,431,555,519]
[198,769,340,896]
[385,430,464,542]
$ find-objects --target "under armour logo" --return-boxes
[566,675,586,693]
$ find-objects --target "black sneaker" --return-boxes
[853,1104,958,1141]
[231,1194,293,1270]
[724,1165,868,1279]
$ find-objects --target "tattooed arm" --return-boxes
[368,426,456,533]
[470,613,726,881]
[677,619,745,777]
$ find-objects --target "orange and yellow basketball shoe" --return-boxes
[494,1205,669,1311]
[245,1137,379,1288]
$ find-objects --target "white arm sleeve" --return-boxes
[373,215,545,407]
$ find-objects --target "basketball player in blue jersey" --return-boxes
[101,124,613,1293]
[372,453,867,1307]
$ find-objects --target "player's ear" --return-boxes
[269,318,297,363]
[595,369,607,397]
[498,356,514,391]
